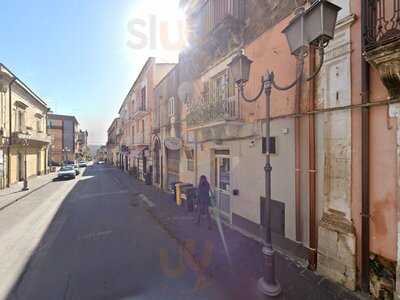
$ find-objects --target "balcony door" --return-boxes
[214,152,231,222]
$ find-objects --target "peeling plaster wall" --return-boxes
[315,1,357,289]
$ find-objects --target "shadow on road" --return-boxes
[5,165,218,300]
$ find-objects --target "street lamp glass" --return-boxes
[282,10,306,56]
[228,52,253,85]
[304,0,341,46]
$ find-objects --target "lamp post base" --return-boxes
[258,278,282,297]
[22,181,29,191]
[258,247,282,297]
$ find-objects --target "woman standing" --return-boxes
[196,175,212,229]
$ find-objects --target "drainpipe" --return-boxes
[195,139,198,186]
[295,58,304,243]
[361,0,370,292]
[308,47,318,270]
[7,77,16,187]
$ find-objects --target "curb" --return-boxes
[0,178,54,211]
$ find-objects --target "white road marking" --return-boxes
[78,230,113,241]
[139,194,155,208]
[78,190,129,200]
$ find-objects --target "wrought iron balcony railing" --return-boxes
[186,96,239,128]
[197,0,245,38]
[364,0,400,49]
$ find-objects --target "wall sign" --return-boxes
[165,137,181,151]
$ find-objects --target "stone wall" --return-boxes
[316,11,356,290]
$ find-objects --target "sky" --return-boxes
[0,0,185,145]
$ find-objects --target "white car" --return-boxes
[57,166,76,180]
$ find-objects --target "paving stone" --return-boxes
[116,169,368,300]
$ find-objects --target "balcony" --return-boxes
[132,105,148,120]
[364,0,400,50]
[365,0,400,97]
[196,0,245,38]
[12,130,51,145]
[186,96,242,141]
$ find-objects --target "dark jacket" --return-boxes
[198,183,211,207]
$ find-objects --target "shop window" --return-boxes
[185,149,194,171]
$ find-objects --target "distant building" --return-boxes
[107,118,120,166]
[47,114,79,163]
[96,146,107,162]
[77,130,90,160]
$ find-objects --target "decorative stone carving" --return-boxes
[366,39,400,98]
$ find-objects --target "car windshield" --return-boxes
[60,166,73,171]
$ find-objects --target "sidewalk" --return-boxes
[0,172,57,211]
[117,169,368,300]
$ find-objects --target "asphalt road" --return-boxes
[2,165,222,300]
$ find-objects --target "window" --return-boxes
[141,87,146,111]
[169,97,175,116]
[186,149,194,171]
[142,120,145,143]
[17,110,25,132]
[132,126,135,144]
[205,69,236,103]
[36,119,42,132]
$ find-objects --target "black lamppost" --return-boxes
[228,0,341,297]
[21,132,31,191]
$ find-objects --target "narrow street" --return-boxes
[0,165,363,300]
[0,165,223,300]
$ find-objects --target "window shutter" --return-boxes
[203,81,210,103]
[222,71,228,100]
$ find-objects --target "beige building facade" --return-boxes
[0,64,50,188]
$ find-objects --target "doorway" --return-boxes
[214,153,231,222]
[37,151,41,175]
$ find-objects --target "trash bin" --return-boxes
[178,183,194,208]
[170,181,182,202]
[175,183,183,206]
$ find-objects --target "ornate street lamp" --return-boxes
[228,0,341,297]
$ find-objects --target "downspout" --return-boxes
[308,47,318,270]
[7,77,16,187]
[295,57,304,243]
[361,0,370,292]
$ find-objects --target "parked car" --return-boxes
[64,163,80,175]
[97,161,105,165]
[79,161,87,167]
[57,166,76,180]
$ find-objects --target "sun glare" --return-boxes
[126,0,187,63]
